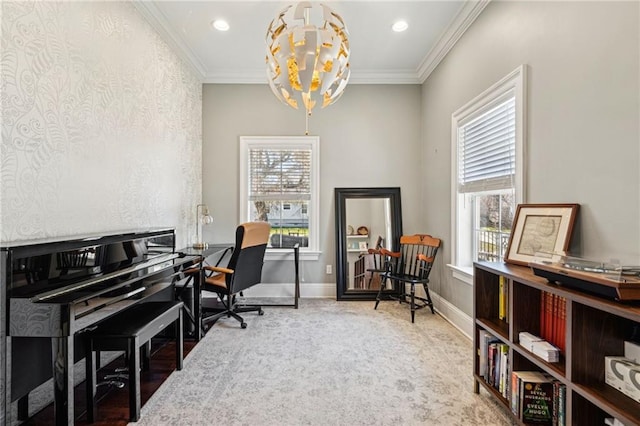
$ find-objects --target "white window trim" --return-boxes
[239,136,320,261]
[449,65,527,282]
[447,263,474,286]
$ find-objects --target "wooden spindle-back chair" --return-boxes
[374,234,441,323]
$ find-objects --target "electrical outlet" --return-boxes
[326,264,332,274]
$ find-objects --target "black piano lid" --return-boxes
[0,228,175,257]
[3,228,179,298]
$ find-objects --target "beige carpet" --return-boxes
[133,299,515,426]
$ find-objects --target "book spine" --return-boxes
[499,344,509,397]
[551,294,557,350]
[540,292,546,340]
[558,385,567,426]
[559,296,566,353]
[521,381,554,425]
[545,292,553,343]
[553,381,559,426]
[499,276,506,320]
[488,343,497,386]
[511,371,519,415]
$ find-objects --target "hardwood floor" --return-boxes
[23,339,197,425]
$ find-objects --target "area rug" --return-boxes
[133,299,515,426]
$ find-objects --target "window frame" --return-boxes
[239,136,320,261]
[449,65,527,284]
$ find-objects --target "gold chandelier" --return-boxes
[266,1,351,135]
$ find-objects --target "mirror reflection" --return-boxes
[345,198,393,291]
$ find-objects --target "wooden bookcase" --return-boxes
[473,261,640,426]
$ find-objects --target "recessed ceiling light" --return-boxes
[392,20,408,32]
[212,19,229,32]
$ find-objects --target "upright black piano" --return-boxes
[0,229,196,425]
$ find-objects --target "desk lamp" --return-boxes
[193,204,213,249]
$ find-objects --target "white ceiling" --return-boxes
[134,0,489,84]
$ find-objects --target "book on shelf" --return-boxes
[499,344,509,398]
[511,371,566,426]
[499,276,508,320]
[540,292,566,354]
[487,342,509,393]
[478,330,499,379]
[518,332,560,363]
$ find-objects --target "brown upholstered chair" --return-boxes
[374,234,441,323]
[200,222,271,329]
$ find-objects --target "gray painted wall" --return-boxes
[202,84,422,286]
[421,1,639,316]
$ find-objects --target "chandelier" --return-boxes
[266,2,351,135]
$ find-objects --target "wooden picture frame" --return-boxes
[505,203,580,266]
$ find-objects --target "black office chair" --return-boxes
[200,222,271,329]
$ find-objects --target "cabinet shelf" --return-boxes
[573,382,640,426]
[476,317,509,341]
[474,261,640,426]
[473,373,510,404]
[511,343,566,380]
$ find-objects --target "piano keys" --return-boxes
[0,229,197,425]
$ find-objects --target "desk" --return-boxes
[177,244,233,340]
[257,244,300,309]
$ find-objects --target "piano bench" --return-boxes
[84,301,184,423]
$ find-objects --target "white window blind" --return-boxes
[458,95,516,194]
[249,148,311,202]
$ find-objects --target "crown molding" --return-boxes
[135,0,489,86]
[417,0,491,83]
[348,70,421,85]
[203,69,422,85]
[133,1,206,81]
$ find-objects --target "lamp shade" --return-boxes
[265,2,350,133]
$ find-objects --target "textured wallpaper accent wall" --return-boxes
[1,1,202,247]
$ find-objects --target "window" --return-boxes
[239,136,320,260]
[451,65,526,283]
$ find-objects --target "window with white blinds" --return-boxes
[249,148,311,202]
[239,136,320,258]
[450,65,526,280]
[458,95,515,194]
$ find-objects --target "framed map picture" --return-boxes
[505,204,580,266]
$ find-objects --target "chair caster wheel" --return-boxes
[241,322,247,329]
[258,309,264,316]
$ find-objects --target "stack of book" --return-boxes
[519,332,560,363]
[540,292,566,353]
[511,370,566,426]
[478,330,509,398]
[533,341,560,362]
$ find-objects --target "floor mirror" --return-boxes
[334,187,403,300]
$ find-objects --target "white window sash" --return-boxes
[450,65,527,276]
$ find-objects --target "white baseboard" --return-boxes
[207,283,336,299]
[430,291,472,340]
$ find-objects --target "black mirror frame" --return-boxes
[334,187,403,300]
